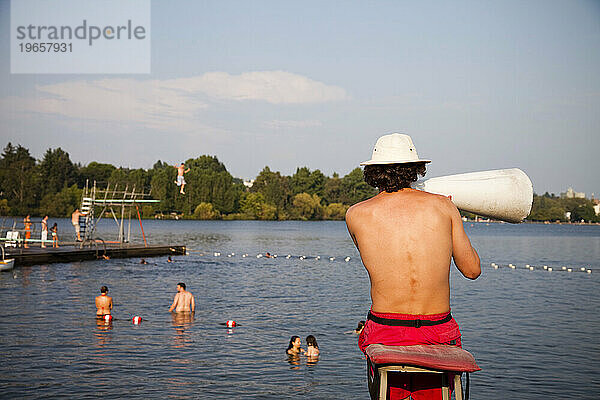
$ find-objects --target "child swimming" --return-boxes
[305,335,319,357]
[286,336,304,356]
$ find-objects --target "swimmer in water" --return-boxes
[305,335,320,357]
[354,320,365,334]
[140,258,148,264]
[95,286,113,317]
[286,336,305,356]
[265,252,272,258]
[167,256,173,263]
[169,282,195,312]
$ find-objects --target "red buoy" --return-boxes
[132,316,142,325]
[226,320,236,328]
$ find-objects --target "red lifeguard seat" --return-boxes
[365,344,480,400]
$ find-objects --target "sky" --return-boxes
[0,0,599,196]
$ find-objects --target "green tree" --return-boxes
[323,202,349,220]
[291,193,323,220]
[0,199,10,215]
[251,166,292,211]
[339,168,376,205]
[0,143,39,215]
[39,148,79,197]
[39,184,82,217]
[79,162,116,186]
[240,192,277,220]
[570,203,596,222]
[182,156,242,214]
[194,202,220,220]
[323,172,342,204]
[290,167,326,197]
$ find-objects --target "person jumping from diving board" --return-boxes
[173,163,190,194]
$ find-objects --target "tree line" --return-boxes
[0,143,376,220]
[1,143,597,222]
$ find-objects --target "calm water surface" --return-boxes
[1,220,599,399]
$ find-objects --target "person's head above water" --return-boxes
[361,133,429,193]
[177,282,186,291]
[287,336,301,351]
[100,286,108,294]
[356,320,365,331]
[306,335,318,348]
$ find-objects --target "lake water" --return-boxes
[1,220,599,399]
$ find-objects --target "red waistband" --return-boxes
[369,309,452,321]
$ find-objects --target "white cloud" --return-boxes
[162,71,349,104]
[0,71,348,133]
[263,119,323,129]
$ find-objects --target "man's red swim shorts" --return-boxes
[359,310,462,400]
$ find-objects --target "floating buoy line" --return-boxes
[489,262,593,274]
[185,250,352,263]
[183,250,594,274]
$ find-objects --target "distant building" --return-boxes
[243,179,254,188]
[560,187,585,199]
[593,199,600,216]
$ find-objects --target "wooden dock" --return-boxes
[5,244,186,267]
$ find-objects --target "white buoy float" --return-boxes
[316,256,320,260]
[286,255,291,259]
[329,257,335,261]
[345,257,351,262]
[543,266,548,270]
[548,267,553,272]
[587,270,592,274]
[562,266,567,271]
[529,266,534,271]
[567,268,572,272]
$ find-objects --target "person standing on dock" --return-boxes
[50,223,59,248]
[96,286,113,317]
[169,282,195,312]
[23,215,32,248]
[173,163,190,195]
[71,209,82,242]
[345,134,481,400]
[40,216,48,248]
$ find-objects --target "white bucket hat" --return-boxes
[360,133,431,165]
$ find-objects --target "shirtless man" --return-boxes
[71,209,82,241]
[169,282,195,312]
[95,286,113,317]
[345,133,481,400]
[41,215,48,248]
[173,163,190,194]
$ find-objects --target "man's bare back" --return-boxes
[95,294,112,316]
[346,188,481,315]
[169,283,195,312]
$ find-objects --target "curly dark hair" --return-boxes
[363,162,427,192]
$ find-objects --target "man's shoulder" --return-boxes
[346,197,377,218]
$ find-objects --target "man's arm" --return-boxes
[169,294,179,312]
[345,206,360,251]
[447,199,481,279]
[109,298,113,310]
[184,168,190,173]
[190,294,195,312]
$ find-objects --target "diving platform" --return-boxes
[5,244,186,267]
[1,181,185,268]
